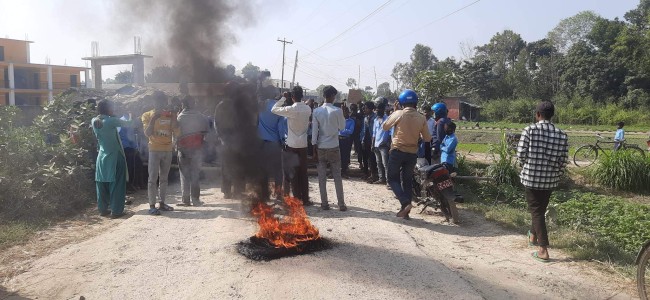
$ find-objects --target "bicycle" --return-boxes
[638,241,650,300]
[572,133,646,167]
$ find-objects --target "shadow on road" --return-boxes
[0,286,32,300]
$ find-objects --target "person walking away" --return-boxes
[350,103,365,170]
[118,111,144,195]
[361,101,378,182]
[214,82,245,199]
[257,88,284,201]
[423,107,435,165]
[517,101,569,262]
[142,91,179,215]
[312,86,347,211]
[339,106,355,179]
[440,122,458,173]
[92,100,132,219]
[271,86,313,205]
[431,103,451,164]
[176,96,209,206]
[372,103,392,187]
[382,90,431,220]
[614,121,625,150]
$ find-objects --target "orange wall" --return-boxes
[0,39,30,63]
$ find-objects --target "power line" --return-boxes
[308,0,394,55]
[337,0,482,61]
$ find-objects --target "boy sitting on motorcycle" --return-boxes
[440,122,458,173]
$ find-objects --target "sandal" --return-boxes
[532,251,550,263]
[159,202,174,211]
[148,208,161,215]
[527,230,539,246]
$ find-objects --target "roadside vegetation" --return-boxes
[0,95,96,250]
[456,136,650,276]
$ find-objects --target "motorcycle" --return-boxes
[412,158,461,224]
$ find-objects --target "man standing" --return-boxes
[142,91,178,215]
[383,90,431,220]
[423,107,435,165]
[271,86,313,205]
[517,101,568,262]
[215,82,245,199]
[339,106,355,179]
[361,101,378,182]
[312,86,347,211]
[176,96,209,206]
[257,88,283,201]
[431,102,451,164]
[372,103,392,186]
[92,100,132,219]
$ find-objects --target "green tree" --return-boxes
[415,69,458,109]
[146,65,181,83]
[376,82,391,97]
[346,78,357,89]
[114,70,133,84]
[547,11,601,53]
[475,30,526,76]
[241,62,261,82]
[392,44,439,89]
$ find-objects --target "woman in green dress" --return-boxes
[92,100,132,218]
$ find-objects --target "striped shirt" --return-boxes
[517,120,569,190]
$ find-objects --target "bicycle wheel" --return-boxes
[573,145,598,167]
[625,145,647,159]
[638,245,650,300]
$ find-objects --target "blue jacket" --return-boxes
[278,117,288,145]
[339,118,355,138]
[441,133,458,166]
[360,113,376,144]
[258,99,283,142]
[372,116,391,148]
[433,117,451,151]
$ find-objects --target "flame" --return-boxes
[251,196,320,248]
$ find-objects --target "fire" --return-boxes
[251,196,321,248]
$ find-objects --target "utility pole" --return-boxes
[358,65,361,89]
[291,50,298,88]
[374,66,378,92]
[277,38,293,92]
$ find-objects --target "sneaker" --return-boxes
[159,202,174,211]
[148,208,161,215]
[321,205,331,210]
[397,204,412,218]
[110,213,126,219]
[100,210,111,217]
[339,205,348,212]
[192,200,204,206]
[373,179,387,185]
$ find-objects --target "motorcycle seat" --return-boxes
[418,163,445,176]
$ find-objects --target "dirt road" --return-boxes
[1,173,637,299]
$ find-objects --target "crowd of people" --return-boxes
[89,84,568,262]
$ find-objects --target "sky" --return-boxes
[0,0,640,93]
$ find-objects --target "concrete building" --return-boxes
[0,38,87,107]
[442,96,481,121]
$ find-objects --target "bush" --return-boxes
[486,133,520,186]
[555,192,650,256]
[587,150,650,193]
[0,95,96,221]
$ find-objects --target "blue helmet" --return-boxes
[432,102,448,117]
[398,89,418,105]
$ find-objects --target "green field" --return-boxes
[456,128,650,153]
[455,121,650,133]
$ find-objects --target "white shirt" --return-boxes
[427,117,435,142]
[271,97,312,148]
[312,103,345,149]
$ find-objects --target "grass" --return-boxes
[0,222,43,251]
[457,143,490,153]
[457,120,649,133]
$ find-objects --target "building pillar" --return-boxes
[47,66,53,104]
[91,61,102,90]
[8,63,15,106]
[84,70,90,88]
[133,58,145,85]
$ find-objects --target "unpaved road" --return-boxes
[1,171,637,300]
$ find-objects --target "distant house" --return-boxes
[442,96,481,121]
[0,38,87,107]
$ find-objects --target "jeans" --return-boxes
[317,147,345,207]
[339,136,353,173]
[362,142,378,178]
[179,148,202,204]
[424,142,432,165]
[148,151,173,206]
[221,147,244,196]
[124,147,146,188]
[373,146,390,181]
[525,188,553,247]
[287,146,309,203]
[388,149,417,208]
[259,141,283,200]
